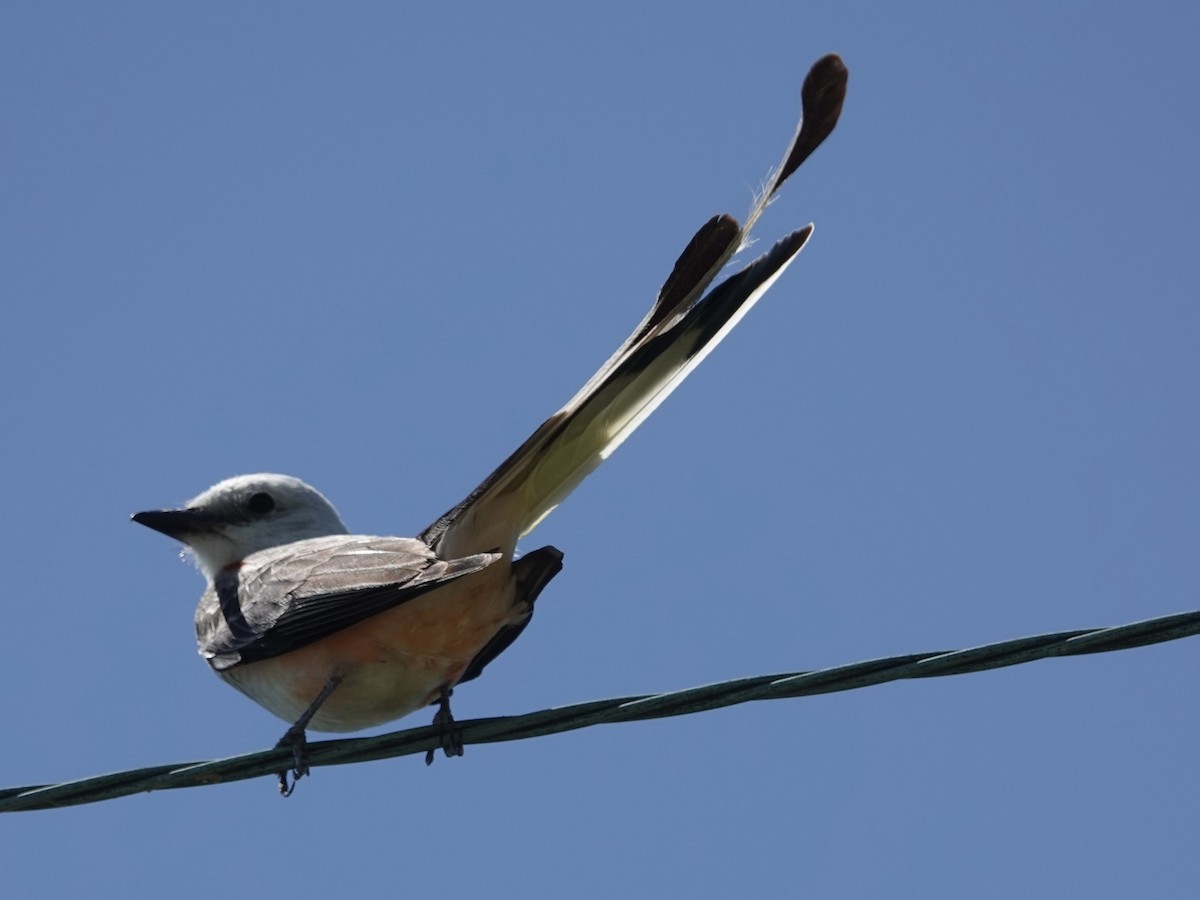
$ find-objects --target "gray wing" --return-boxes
[196,535,500,670]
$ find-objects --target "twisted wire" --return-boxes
[3,609,1195,812]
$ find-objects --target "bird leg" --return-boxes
[275,674,343,796]
[425,685,464,765]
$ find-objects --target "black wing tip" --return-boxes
[778,53,849,187]
[457,545,563,686]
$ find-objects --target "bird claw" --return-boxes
[275,724,309,797]
[425,689,464,765]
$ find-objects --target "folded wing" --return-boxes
[196,535,501,669]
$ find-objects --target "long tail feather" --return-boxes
[422,55,847,557]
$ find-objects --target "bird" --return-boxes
[133,54,848,795]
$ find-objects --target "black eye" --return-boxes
[247,492,275,515]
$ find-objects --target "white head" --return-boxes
[133,473,349,580]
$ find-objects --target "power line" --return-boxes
[3,608,1196,813]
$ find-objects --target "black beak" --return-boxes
[132,508,219,540]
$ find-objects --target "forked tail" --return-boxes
[422,55,848,558]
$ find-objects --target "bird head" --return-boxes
[133,473,349,579]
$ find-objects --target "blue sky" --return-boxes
[3,3,1198,897]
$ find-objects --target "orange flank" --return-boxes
[221,564,517,732]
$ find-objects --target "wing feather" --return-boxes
[196,535,500,669]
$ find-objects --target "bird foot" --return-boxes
[425,688,464,765]
[275,724,309,797]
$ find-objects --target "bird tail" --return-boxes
[421,55,848,558]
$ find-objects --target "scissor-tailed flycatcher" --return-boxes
[134,55,848,794]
